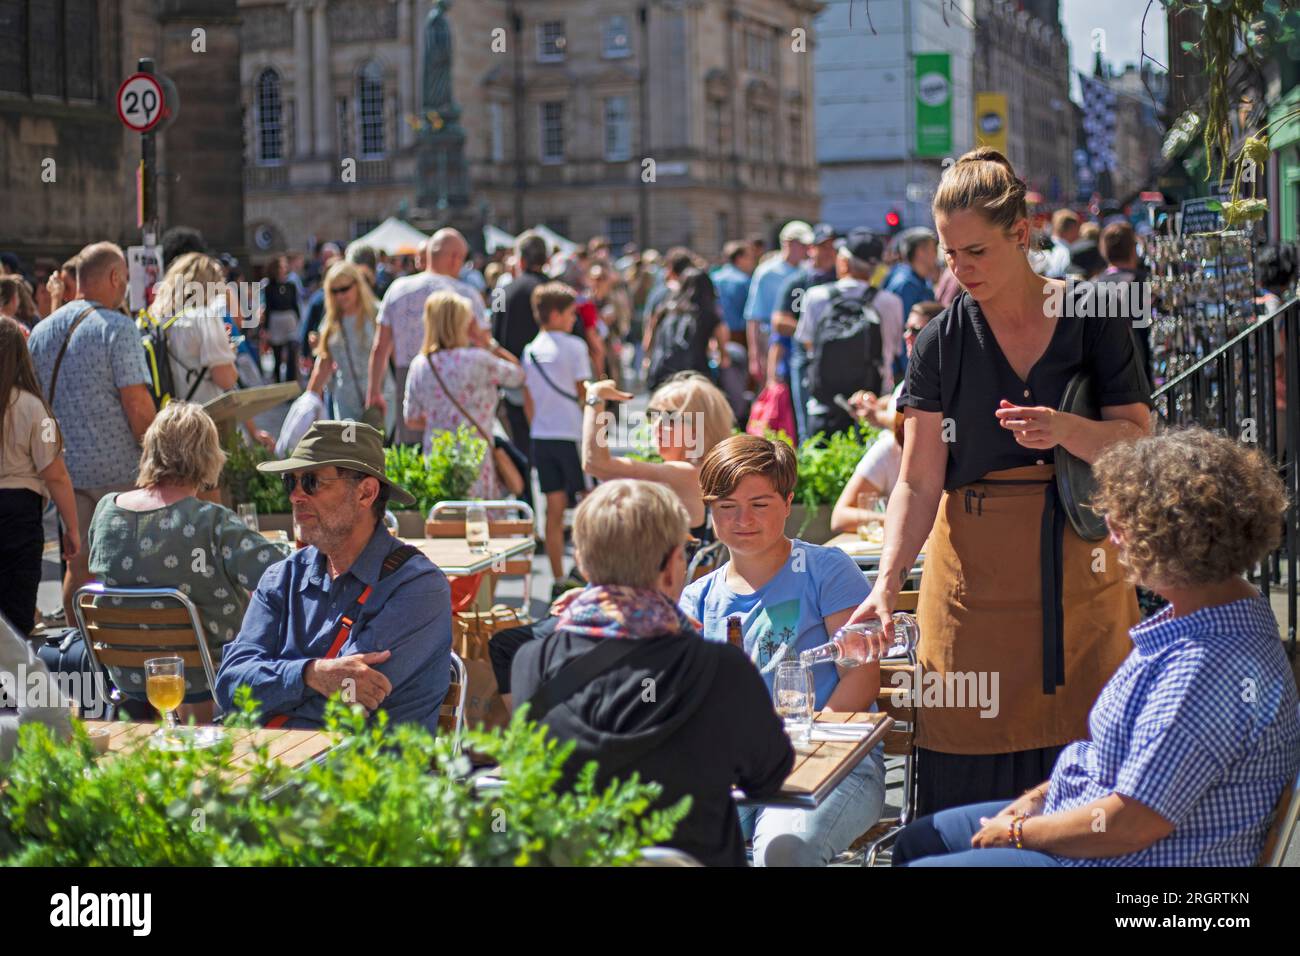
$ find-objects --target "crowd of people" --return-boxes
[2,147,1299,868]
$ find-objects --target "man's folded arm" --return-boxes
[352,570,453,692]
[215,572,310,715]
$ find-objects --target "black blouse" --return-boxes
[898,291,1152,491]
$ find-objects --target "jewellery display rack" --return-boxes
[1144,231,1258,389]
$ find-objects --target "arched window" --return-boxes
[256,68,283,163]
[357,61,385,158]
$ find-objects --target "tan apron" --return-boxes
[914,464,1136,754]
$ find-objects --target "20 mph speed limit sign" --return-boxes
[116,73,167,132]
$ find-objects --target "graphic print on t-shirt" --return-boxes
[744,599,802,675]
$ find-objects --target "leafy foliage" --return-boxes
[789,425,879,508]
[383,426,485,515]
[222,436,291,514]
[0,692,688,867]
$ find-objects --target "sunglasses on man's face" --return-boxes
[282,472,359,496]
[329,283,356,295]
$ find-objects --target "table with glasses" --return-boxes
[86,720,340,787]
[734,711,894,809]
[404,537,536,578]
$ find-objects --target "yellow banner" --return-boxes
[975,92,1008,155]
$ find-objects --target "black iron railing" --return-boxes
[1152,297,1300,657]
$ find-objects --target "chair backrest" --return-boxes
[438,650,468,756]
[427,500,536,610]
[1259,765,1300,866]
[687,539,728,582]
[73,583,219,702]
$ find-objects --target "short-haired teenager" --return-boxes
[679,434,886,866]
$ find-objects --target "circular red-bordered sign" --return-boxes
[116,73,167,133]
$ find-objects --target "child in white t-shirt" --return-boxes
[521,283,592,589]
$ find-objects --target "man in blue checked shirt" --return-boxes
[216,421,451,733]
[894,429,1300,867]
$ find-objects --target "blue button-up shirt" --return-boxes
[215,522,452,734]
[1043,592,1300,866]
[711,263,752,333]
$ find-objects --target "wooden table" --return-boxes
[86,721,339,788]
[734,711,894,809]
[405,537,536,577]
[826,532,925,583]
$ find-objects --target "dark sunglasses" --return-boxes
[281,472,360,496]
[659,536,701,571]
[329,283,356,295]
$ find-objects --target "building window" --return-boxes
[540,101,564,164]
[604,96,631,161]
[544,217,570,239]
[256,68,284,164]
[746,27,773,75]
[748,107,773,162]
[353,219,381,240]
[603,15,630,58]
[357,60,385,158]
[0,0,98,98]
[607,215,634,248]
[788,114,802,165]
[489,102,505,163]
[537,21,566,62]
[709,99,729,155]
[716,211,730,249]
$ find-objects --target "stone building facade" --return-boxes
[239,0,823,258]
[971,0,1074,204]
[0,0,245,264]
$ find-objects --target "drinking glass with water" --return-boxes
[773,660,815,746]
[465,502,489,554]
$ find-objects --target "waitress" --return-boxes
[851,148,1153,815]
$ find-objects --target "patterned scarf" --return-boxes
[552,584,701,640]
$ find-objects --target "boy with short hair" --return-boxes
[522,282,592,594]
[679,433,886,866]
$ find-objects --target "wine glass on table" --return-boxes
[145,656,186,750]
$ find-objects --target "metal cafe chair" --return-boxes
[427,500,537,614]
[437,650,469,758]
[1260,764,1300,867]
[73,583,219,707]
[637,846,703,867]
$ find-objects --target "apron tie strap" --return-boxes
[1039,482,1067,694]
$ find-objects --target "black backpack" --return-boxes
[138,310,208,409]
[647,305,701,389]
[808,286,883,405]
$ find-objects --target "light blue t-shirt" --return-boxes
[679,539,870,709]
[742,257,799,329]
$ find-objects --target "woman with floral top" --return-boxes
[87,402,285,722]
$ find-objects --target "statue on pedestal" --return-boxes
[416,0,469,213]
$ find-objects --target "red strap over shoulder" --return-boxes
[266,585,373,729]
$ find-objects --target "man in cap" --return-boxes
[771,222,838,440]
[215,421,452,733]
[796,228,904,437]
[743,220,812,386]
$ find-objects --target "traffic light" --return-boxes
[885,209,902,235]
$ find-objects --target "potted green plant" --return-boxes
[787,426,879,544]
[384,426,486,535]
[0,693,688,867]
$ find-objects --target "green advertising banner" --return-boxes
[914,52,952,157]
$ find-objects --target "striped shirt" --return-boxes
[1043,591,1300,866]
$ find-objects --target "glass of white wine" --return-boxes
[773,661,814,747]
[856,491,885,543]
[145,656,186,750]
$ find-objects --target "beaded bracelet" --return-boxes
[1011,814,1028,849]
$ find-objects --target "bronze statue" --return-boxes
[421,0,457,117]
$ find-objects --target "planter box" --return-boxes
[786,503,834,544]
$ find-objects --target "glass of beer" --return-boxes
[145,656,186,749]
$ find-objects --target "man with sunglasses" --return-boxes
[215,422,452,733]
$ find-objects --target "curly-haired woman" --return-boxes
[893,428,1300,866]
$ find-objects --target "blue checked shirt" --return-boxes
[1043,592,1300,866]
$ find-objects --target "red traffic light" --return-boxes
[885,210,901,228]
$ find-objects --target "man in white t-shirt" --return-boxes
[521,282,591,588]
[364,228,487,443]
[797,229,903,435]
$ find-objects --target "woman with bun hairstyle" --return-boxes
[847,148,1154,814]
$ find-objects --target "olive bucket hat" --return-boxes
[256,420,416,507]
